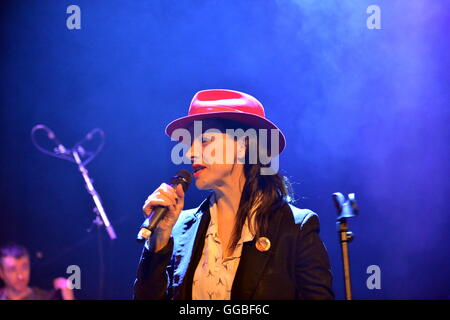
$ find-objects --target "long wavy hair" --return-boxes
[225,122,293,252]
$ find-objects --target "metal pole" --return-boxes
[338,220,352,300]
[72,150,117,240]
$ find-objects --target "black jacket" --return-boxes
[134,197,334,300]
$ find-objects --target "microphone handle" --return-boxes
[137,205,167,241]
[136,170,192,243]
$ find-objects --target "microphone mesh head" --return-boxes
[170,169,193,192]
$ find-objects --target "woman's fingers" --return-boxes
[175,183,185,199]
[142,183,181,216]
[157,188,177,205]
[143,195,172,215]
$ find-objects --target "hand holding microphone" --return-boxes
[137,170,192,251]
[143,183,185,231]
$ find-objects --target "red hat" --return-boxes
[165,89,286,154]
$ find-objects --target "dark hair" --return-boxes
[189,118,293,252]
[226,122,293,252]
[0,243,29,262]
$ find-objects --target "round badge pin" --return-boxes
[255,237,271,252]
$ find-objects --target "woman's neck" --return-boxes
[213,173,246,218]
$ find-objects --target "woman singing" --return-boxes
[134,89,334,300]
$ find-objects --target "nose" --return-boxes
[185,143,193,159]
[186,139,202,164]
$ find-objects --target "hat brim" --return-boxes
[165,111,286,155]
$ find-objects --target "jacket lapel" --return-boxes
[174,196,211,299]
[231,202,289,299]
[174,197,291,300]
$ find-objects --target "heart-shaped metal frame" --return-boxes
[31,124,105,166]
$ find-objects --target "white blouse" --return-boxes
[192,194,255,300]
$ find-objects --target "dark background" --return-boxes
[1,0,449,299]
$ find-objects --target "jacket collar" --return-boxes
[174,194,212,299]
[174,195,290,300]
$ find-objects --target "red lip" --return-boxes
[192,164,206,178]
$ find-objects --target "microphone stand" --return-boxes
[31,125,116,298]
[72,150,116,240]
[31,125,117,240]
[332,192,358,300]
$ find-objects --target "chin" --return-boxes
[194,179,208,190]
[13,283,28,292]
[194,177,216,191]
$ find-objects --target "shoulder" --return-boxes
[178,195,211,223]
[178,207,199,222]
[287,203,321,233]
[172,208,199,234]
[172,198,209,235]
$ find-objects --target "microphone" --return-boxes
[136,169,192,242]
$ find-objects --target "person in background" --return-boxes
[0,243,74,300]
